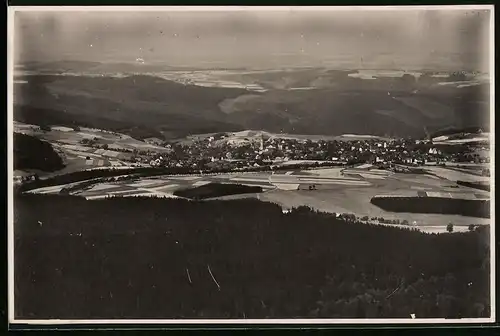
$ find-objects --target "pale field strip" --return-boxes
[343,169,393,176]
[61,144,92,152]
[270,176,371,185]
[356,163,374,169]
[426,191,454,198]
[66,149,101,158]
[25,185,65,194]
[92,149,122,158]
[25,180,95,194]
[79,189,133,197]
[168,176,201,181]
[271,174,362,182]
[86,159,107,166]
[374,194,419,198]
[357,174,387,180]
[447,167,485,175]
[83,192,162,200]
[125,179,166,188]
[145,181,183,189]
[106,166,139,170]
[56,139,79,145]
[51,126,73,132]
[109,188,180,198]
[307,170,344,178]
[109,161,123,166]
[411,186,431,190]
[76,131,104,139]
[369,222,470,234]
[301,174,365,181]
[83,194,109,200]
[230,177,272,183]
[368,169,395,175]
[88,183,119,192]
[419,226,470,234]
[121,181,171,189]
[272,183,300,190]
[425,167,490,183]
[13,121,38,129]
[192,181,211,187]
[103,150,121,158]
[105,189,149,195]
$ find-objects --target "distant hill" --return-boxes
[14,74,247,140]
[13,64,490,140]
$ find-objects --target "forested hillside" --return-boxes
[13,68,490,140]
[15,194,490,319]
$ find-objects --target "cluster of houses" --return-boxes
[145,134,489,171]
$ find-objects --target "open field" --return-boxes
[23,162,491,232]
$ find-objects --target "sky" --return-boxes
[13,7,492,71]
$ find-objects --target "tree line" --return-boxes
[173,183,263,200]
[371,196,490,219]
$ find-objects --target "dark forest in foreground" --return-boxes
[14,194,490,319]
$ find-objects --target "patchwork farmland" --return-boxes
[15,120,490,233]
[24,162,491,233]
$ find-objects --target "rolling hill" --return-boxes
[13,62,490,140]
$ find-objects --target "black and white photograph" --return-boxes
[8,6,495,325]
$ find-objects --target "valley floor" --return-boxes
[22,164,491,233]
